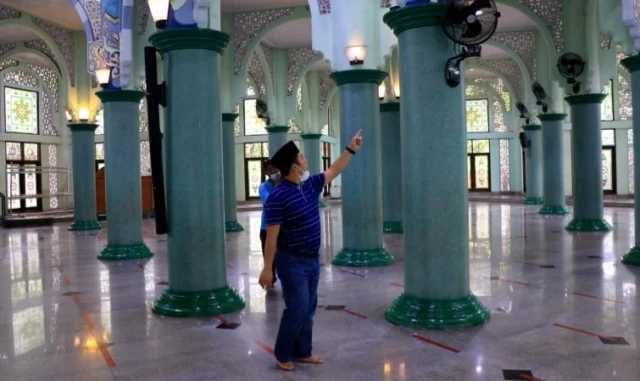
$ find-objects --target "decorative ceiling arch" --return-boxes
[29,17,75,86]
[318,70,335,110]
[314,0,391,14]
[0,4,21,20]
[490,31,536,82]
[287,47,322,95]
[506,0,563,52]
[466,78,509,114]
[468,59,522,101]
[68,0,99,42]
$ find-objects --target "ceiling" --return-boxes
[263,18,311,48]
[0,24,39,43]
[0,0,83,30]
[12,51,57,69]
[465,67,497,79]
[494,3,536,32]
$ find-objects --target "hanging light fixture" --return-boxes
[345,45,366,66]
[148,0,170,29]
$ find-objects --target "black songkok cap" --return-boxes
[270,141,299,172]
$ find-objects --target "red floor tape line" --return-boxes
[390,282,404,288]
[572,292,623,304]
[342,309,367,319]
[520,373,546,381]
[553,323,612,339]
[340,269,365,278]
[412,334,460,353]
[256,341,275,355]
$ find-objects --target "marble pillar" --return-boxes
[383,4,489,329]
[565,94,612,232]
[380,102,403,234]
[222,113,243,232]
[538,114,570,215]
[149,28,244,317]
[67,123,102,231]
[621,55,640,264]
[95,90,153,260]
[301,133,325,207]
[523,124,543,205]
[329,70,394,267]
[266,125,289,153]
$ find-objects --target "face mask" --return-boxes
[269,173,278,181]
[300,170,310,182]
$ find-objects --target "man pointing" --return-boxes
[259,130,363,371]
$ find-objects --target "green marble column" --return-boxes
[67,123,102,231]
[301,133,325,207]
[565,94,612,232]
[523,124,544,205]
[222,113,243,232]
[383,4,489,329]
[95,90,153,260]
[266,125,289,153]
[621,55,640,265]
[329,70,394,267]
[380,102,403,234]
[538,114,570,215]
[149,28,244,317]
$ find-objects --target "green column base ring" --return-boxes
[68,220,102,231]
[538,205,571,215]
[98,243,154,261]
[385,292,490,330]
[331,248,394,267]
[565,218,613,232]
[318,200,326,208]
[225,221,245,232]
[621,247,640,266]
[383,221,404,234]
[152,285,245,317]
[522,197,544,205]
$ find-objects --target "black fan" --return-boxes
[516,101,530,124]
[442,0,501,46]
[519,132,530,149]
[531,81,548,113]
[557,52,585,94]
[441,0,500,87]
[255,98,271,126]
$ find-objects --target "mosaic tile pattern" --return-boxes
[491,31,536,81]
[287,47,321,94]
[31,17,75,86]
[319,70,335,110]
[0,4,21,19]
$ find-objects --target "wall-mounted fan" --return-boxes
[441,0,501,87]
[519,132,530,149]
[557,52,585,94]
[516,101,530,124]
[531,81,548,113]
[256,98,271,126]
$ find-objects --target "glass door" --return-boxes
[467,139,491,191]
[244,142,269,200]
[5,142,41,211]
[602,129,616,194]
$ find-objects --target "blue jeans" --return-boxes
[273,250,320,363]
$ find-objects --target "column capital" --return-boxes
[222,113,239,122]
[538,113,567,122]
[265,125,289,134]
[383,3,446,36]
[67,123,98,132]
[96,90,145,103]
[565,93,607,105]
[330,70,388,86]
[150,28,230,54]
[301,133,323,140]
[522,124,541,131]
[380,102,400,113]
[621,54,640,73]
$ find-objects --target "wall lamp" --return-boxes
[346,45,366,66]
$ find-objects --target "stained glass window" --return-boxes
[628,129,634,194]
[25,164,37,208]
[24,144,38,161]
[95,110,104,135]
[7,164,20,209]
[245,143,263,158]
[95,143,104,160]
[262,142,269,157]
[474,155,490,189]
[472,139,490,153]
[602,149,614,191]
[48,145,58,209]
[601,80,614,121]
[602,129,615,146]
[243,99,267,135]
[500,139,510,191]
[140,141,151,176]
[466,99,489,132]
[247,160,262,198]
[618,52,633,121]
[5,87,38,134]
[492,99,507,132]
[465,85,482,97]
[6,142,21,161]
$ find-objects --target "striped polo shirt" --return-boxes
[264,173,325,256]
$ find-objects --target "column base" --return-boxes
[385,292,490,330]
[318,200,326,208]
[538,205,571,215]
[98,243,154,261]
[332,248,394,267]
[522,197,544,205]
[225,221,245,232]
[383,221,404,234]
[565,218,613,232]
[68,220,102,231]
[621,247,640,266]
[152,284,245,317]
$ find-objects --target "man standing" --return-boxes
[258,159,279,284]
[259,131,363,371]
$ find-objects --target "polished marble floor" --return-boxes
[0,203,639,380]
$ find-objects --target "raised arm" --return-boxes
[324,129,363,185]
